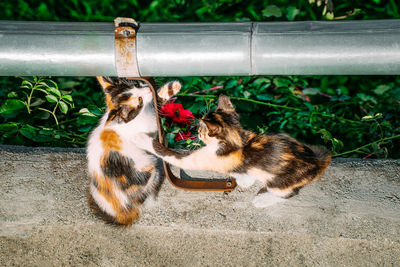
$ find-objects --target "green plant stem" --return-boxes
[333,135,400,157]
[178,94,363,125]
[305,3,318,20]
[38,107,59,126]
[390,0,399,18]
[26,79,39,114]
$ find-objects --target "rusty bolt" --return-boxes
[123,29,131,37]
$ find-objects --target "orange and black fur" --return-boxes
[87,77,181,225]
[135,95,331,207]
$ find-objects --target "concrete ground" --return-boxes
[0,145,399,266]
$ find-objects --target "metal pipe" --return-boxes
[1,20,400,76]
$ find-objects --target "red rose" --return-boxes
[175,131,196,141]
[172,108,194,125]
[161,102,194,125]
[160,102,183,118]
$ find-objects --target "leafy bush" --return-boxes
[0,0,399,158]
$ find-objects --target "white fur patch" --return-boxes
[133,133,155,153]
[113,184,129,208]
[247,168,275,183]
[90,184,116,217]
[268,188,294,198]
[230,173,256,188]
[252,192,286,208]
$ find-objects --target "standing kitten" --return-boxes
[134,95,331,207]
[87,77,181,225]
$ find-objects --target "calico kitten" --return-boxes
[87,77,181,225]
[134,95,331,207]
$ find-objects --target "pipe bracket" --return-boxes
[114,17,140,77]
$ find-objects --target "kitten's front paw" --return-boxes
[158,81,182,101]
[169,81,182,95]
[252,193,286,208]
[235,176,256,188]
[134,133,154,152]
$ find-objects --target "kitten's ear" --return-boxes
[97,76,113,91]
[217,95,235,112]
[204,121,221,137]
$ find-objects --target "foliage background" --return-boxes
[0,0,399,158]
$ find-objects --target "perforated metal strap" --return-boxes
[114,17,140,77]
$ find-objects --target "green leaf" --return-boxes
[286,6,300,21]
[166,132,176,146]
[331,138,344,151]
[59,101,68,114]
[325,12,334,20]
[225,80,237,89]
[19,124,38,140]
[77,115,98,125]
[39,129,54,136]
[256,94,273,101]
[371,142,379,152]
[62,95,73,104]
[19,125,53,142]
[252,78,270,88]
[318,129,332,143]
[0,99,26,115]
[7,91,18,98]
[262,5,282,17]
[274,78,292,88]
[373,85,390,95]
[361,115,374,121]
[88,105,103,116]
[34,111,51,120]
[0,123,19,133]
[21,80,33,88]
[30,98,45,107]
[45,95,58,103]
[46,87,61,98]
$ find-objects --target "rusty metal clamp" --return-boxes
[115,17,236,192]
[114,17,140,77]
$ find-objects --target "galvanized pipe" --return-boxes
[0,20,400,76]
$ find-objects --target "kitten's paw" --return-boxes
[234,175,256,188]
[134,133,154,152]
[169,81,182,95]
[252,193,286,208]
[158,81,182,101]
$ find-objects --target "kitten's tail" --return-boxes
[88,189,141,226]
[310,145,332,170]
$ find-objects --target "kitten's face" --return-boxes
[198,95,242,145]
[103,79,153,123]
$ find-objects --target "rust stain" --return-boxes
[115,25,139,77]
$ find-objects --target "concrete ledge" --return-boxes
[0,145,399,266]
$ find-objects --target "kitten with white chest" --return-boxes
[134,95,331,207]
[87,77,181,225]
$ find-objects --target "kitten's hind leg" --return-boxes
[267,187,299,199]
[231,173,256,188]
[252,189,286,208]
